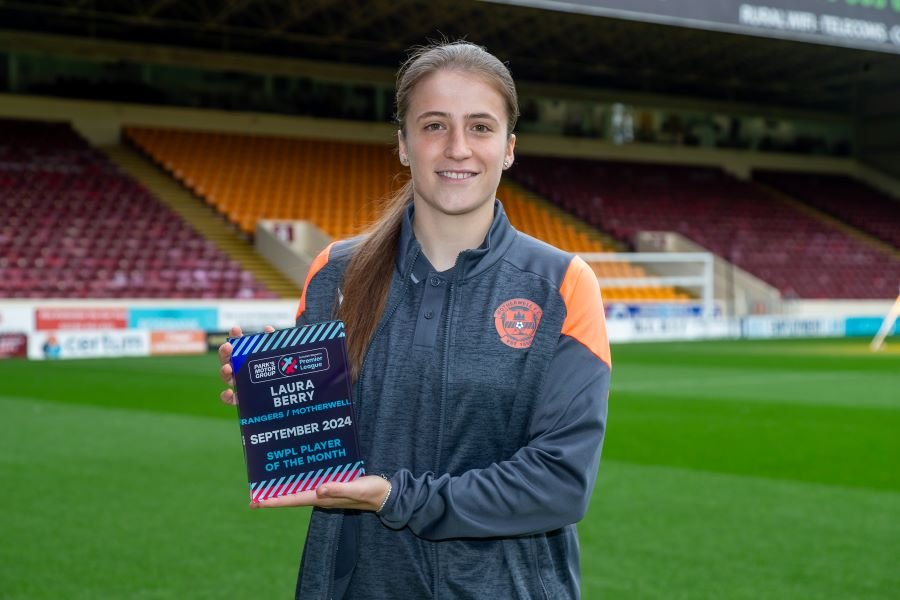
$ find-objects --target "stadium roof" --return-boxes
[1,0,898,114]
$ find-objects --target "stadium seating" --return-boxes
[508,155,900,299]
[754,170,900,249]
[125,126,689,302]
[499,186,688,301]
[0,118,277,299]
[125,126,397,239]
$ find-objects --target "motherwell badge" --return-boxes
[493,299,542,349]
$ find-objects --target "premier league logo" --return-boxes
[279,355,300,376]
[493,298,543,349]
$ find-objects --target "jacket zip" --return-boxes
[434,250,465,472]
[323,245,421,600]
[432,250,466,600]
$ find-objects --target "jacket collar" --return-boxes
[396,199,517,281]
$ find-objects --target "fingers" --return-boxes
[219,326,242,366]
[220,388,238,406]
[251,479,385,511]
[220,325,272,364]
[219,362,233,385]
[218,343,235,404]
[251,485,358,510]
[217,340,230,365]
[218,326,243,399]
[219,325,273,407]
[251,490,318,509]
[316,483,345,499]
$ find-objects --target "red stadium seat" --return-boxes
[508,155,900,299]
[0,118,277,299]
[756,170,900,249]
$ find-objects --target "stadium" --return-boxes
[1,1,898,598]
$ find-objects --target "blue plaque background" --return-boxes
[229,320,365,501]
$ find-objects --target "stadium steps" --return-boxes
[752,181,900,260]
[500,179,629,252]
[100,144,302,299]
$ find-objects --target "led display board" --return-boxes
[484,0,900,54]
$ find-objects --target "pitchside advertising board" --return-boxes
[605,302,721,319]
[30,305,293,333]
[0,334,28,358]
[25,329,211,359]
[741,315,845,338]
[36,307,128,330]
[229,321,365,503]
[0,305,34,332]
[128,307,218,331]
[217,302,297,332]
[0,305,31,357]
[27,330,151,360]
[484,0,900,54]
[845,315,900,336]
[607,317,741,342]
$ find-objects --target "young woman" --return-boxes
[219,41,611,599]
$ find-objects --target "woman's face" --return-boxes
[399,69,515,222]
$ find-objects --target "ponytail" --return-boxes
[338,180,412,380]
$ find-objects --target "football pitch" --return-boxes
[1,338,897,599]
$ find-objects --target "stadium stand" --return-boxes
[124,126,397,239]
[508,155,900,299]
[124,126,689,302]
[499,185,689,301]
[754,170,900,249]
[0,118,277,299]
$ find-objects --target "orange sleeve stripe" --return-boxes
[295,242,336,320]
[559,255,611,368]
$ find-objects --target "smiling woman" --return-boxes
[337,42,522,375]
[400,70,516,271]
[218,40,611,600]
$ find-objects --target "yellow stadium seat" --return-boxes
[124,125,687,302]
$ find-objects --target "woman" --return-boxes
[219,40,611,599]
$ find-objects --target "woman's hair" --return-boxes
[337,40,519,379]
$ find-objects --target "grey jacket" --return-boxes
[294,201,611,599]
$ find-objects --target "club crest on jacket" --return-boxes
[493,299,542,349]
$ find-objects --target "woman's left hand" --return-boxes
[250,475,390,512]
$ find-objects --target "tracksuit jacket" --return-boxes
[293,200,611,599]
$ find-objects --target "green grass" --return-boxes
[0,338,897,598]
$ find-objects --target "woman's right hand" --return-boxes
[219,324,275,406]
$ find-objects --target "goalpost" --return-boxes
[579,252,716,317]
[870,289,900,352]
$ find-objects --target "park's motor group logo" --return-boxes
[493,299,542,349]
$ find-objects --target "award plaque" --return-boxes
[229,320,365,502]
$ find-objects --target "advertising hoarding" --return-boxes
[484,0,900,54]
[149,331,208,355]
[0,306,34,333]
[128,307,218,331]
[0,333,28,358]
[217,302,298,333]
[27,330,151,360]
[741,315,845,338]
[35,307,128,331]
